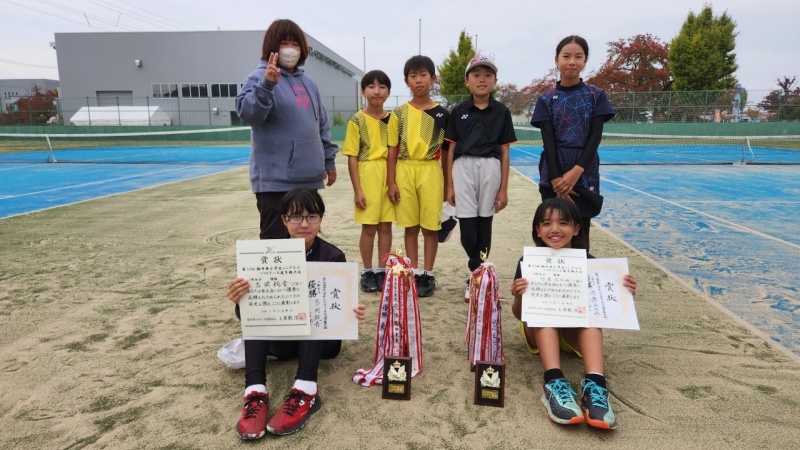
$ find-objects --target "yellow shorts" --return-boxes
[395,160,443,230]
[518,322,583,358]
[354,159,395,225]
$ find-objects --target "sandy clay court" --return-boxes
[1,161,799,449]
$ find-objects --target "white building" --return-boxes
[53,30,362,126]
[0,79,59,112]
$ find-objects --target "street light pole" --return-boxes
[418,19,422,54]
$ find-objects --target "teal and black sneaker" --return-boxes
[580,379,617,430]
[541,378,584,425]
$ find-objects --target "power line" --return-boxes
[1,0,111,31]
[112,0,198,31]
[0,58,58,70]
[85,0,189,31]
[35,0,142,32]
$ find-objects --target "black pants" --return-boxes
[539,187,592,252]
[236,304,341,387]
[255,192,289,240]
[243,339,342,387]
[459,216,494,272]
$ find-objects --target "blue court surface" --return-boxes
[2,142,798,357]
[511,145,800,356]
[0,144,249,219]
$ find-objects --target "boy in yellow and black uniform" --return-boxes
[343,70,397,293]
[387,55,449,297]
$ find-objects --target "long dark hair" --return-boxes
[531,198,586,249]
[555,35,589,59]
[281,189,325,217]
[261,19,309,66]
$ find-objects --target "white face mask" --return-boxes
[278,48,301,69]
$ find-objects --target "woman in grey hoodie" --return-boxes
[236,19,338,240]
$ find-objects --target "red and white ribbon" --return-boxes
[465,262,504,366]
[353,253,424,386]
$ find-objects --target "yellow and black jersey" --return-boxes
[389,103,449,161]
[341,110,396,161]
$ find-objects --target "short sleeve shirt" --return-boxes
[388,102,450,161]
[530,82,614,150]
[445,96,517,159]
[342,110,396,161]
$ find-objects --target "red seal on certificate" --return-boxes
[297,312,307,321]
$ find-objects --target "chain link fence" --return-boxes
[1,90,798,127]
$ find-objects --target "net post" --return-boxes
[45,135,57,163]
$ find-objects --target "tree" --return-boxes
[437,30,475,104]
[759,76,800,121]
[495,83,526,115]
[0,85,59,125]
[669,4,738,91]
[525,68,559,97]
[587,34,671,92]
[498,69,558,118]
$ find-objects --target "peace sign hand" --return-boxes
[264,52,280,83]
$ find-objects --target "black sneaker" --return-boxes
[580,379,617,430]
[375,271,386,292]
[360,271,378,292]
[416,273,436,297]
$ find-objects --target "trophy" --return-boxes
[466,250,505,406]
[353,250,423,398]
[382,357,412,400]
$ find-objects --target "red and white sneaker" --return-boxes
[236,391,268,440]
[266,388,322,435]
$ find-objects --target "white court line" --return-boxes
[508,149,800,250]
[2,165,199,200]
[601,176,800,251]
[1,166,245,220]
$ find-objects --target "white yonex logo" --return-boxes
[461,114,469,119]
[436,113,444,118]
[553,95,559,99]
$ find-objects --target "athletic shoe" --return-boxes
[581,379,617,430]
[266,388,322,435]
[236,391,268,440]
[375,271,386,292]
[360,271,378,292]
[416,273,436,297]
[541,378,584,425]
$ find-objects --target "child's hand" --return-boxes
[445,186,455,207]
[510,278,529,298]
[353,304,367,328]
[623,274,637,295]
[227,277,250,304]
[388,184,400,205]
[354,191,367,209]
[494,191,508,212]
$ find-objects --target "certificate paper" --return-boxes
[585,258,639,330]
[520,247,589,328]
[236,239,310,339]
[270,262,360,341]
[520,248,639,330]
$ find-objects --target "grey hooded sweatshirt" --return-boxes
[236,60,338,193]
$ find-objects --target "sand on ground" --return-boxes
[1,161,798,449]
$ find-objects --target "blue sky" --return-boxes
[2,0,798,103]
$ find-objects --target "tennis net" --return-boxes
[0,127,251,164]
[512,126,800,165]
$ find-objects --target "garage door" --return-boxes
[96,91,133,107]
